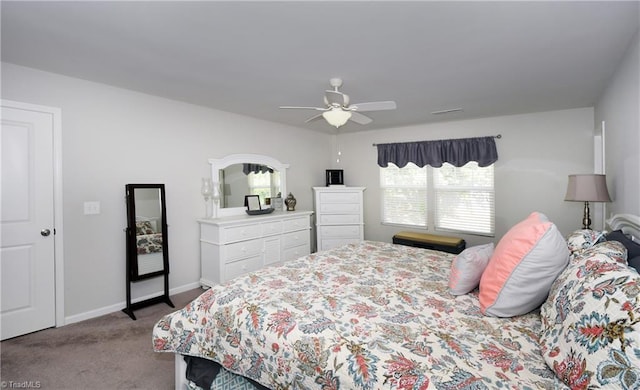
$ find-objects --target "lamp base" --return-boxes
[581,201,591,230]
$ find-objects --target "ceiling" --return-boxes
[2,1,638,134]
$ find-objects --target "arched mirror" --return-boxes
[208,154,289,217]
[123,183,173,320]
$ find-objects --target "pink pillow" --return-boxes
[479,212,569,317]
[449,243,494,295]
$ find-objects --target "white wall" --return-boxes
[595,30,640,217]
[1,63,332,321]
[333,108,595,247]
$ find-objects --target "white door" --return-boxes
[1,104,57,340]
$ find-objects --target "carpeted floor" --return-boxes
[1,288,205,390]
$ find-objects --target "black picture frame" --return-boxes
[244,195,261,211]
[326,169,344,186]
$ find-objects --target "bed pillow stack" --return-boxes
[448,243,494,295]
[539,240,640,389]
[478,212,569,317]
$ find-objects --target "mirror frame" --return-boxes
[209,154,289,217]
[125,183,170,281]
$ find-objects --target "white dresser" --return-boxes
[198,210,313,287]
[313,187,365,252]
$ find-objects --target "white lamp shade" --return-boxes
[322,108,352,128]
[565,174,611,202]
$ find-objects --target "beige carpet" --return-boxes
[1,288,205,390]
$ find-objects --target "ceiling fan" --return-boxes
[280,78,397,128]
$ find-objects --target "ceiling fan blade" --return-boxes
[279,106,326,111]
[349,111,373,125]
[350,101,397,112]
[304,113,324,123]
[324,90,347,106]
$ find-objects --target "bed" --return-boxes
[153,213,640,390]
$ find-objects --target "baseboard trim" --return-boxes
[63,282,202,325]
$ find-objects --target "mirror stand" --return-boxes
[123,184,175,320]
[122,238,174,320]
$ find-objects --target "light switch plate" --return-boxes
[84,201,101,215]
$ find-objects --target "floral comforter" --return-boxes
[153,241,566,389]
[136,233,163,254]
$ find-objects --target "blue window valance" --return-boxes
[243,164,274,175]
[377,136,498,168]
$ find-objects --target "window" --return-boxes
[248,171,280,204]
[380,163,427,226]
[433,162,494,235]
[380,162,494,235]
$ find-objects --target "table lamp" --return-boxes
[564,174,611,229]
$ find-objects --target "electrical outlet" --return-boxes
[84,201,101,215]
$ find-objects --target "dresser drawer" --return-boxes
[283,243,310,262]
[224,239,263,261]
[319,203,360,213]
[225,255,262,280]
[282,230,310,249]
[319,192,360,203]
[222,224,262,242]
[283,216,309,232]
[261,221,283,236]
[319,214,360,224]
[320,238,361,251]
[319,225,361,238]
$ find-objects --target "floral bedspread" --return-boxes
[153,241,566,389]
[136,233,163,254]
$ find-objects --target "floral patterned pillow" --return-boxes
[539,241,640,390]
[136,220,155,235]
[566,229,607,260]
[573,240,628,265]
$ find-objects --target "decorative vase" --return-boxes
[285,192,297,211]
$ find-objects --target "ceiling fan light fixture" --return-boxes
[322,108,351,128]
[280,78,396,127]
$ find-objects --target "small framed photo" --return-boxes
[326,169,344,186]
[244,195,261,211]
[271,196,283,210]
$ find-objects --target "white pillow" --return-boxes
[479,212,570,317]
[448,243,494,295]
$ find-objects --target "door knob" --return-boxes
[41,229,51,237]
